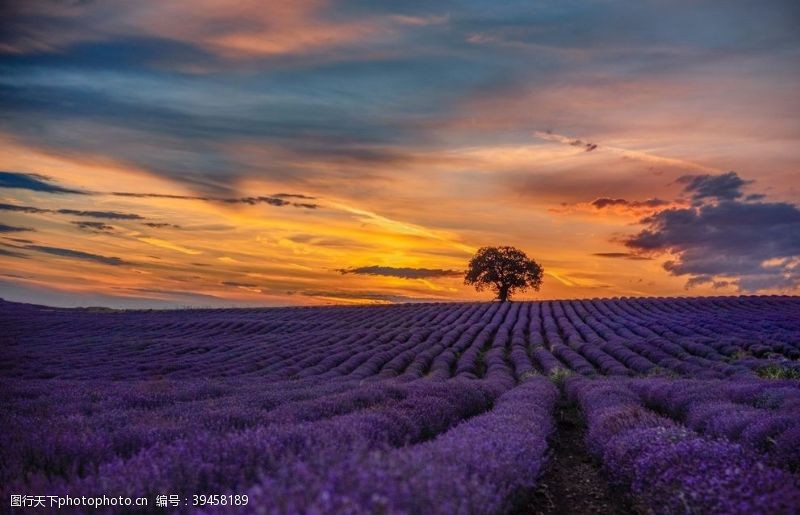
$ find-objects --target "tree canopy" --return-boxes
[464,246,543,302]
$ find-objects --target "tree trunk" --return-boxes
[497,285,510,302]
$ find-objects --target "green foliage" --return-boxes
[548,368,573,387]
[464,246,544,302]
[756,364,800,380]
[519,370,540,381]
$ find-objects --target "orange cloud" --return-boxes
[2,0,408,59]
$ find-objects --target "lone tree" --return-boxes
[464,246,543,302]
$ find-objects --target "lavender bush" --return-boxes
[567,377,800,514]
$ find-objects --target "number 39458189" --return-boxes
[192,494,249,506]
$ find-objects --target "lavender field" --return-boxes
[2,296,800,514]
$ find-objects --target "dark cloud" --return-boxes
[71,221,114,232]
[112,192,318,209]
[56,209,143,219]
[0,223,33,233]
[142,222,181,229]
[591,198,628,208]
[0,248,29,258]
[0,171,85,194]
[338,266,462,279]
[591,197,671,209]
[24,245,128,266]
[537,131,600,152]
[0,272,28,279]
[273,193,316,200]
[676,171,752,202]
[0,203,49,214]
[592,252,651,260]
[625,198,800,291]
[0,240,26,250]
[685,275,731,289]
[112,192,290,206]
[568,138,598,152]
[2,237,34,244]
[0,202,144,220]
[252,197,289,207]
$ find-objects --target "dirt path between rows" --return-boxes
[517,400,636,514]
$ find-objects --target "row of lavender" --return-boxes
[2,296,799,381]
[5,374,799,513]
[567,377,800,514]
[2,375,558,513]
[242,378,558,513]
[629,378,800,471]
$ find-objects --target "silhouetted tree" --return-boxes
[464,246,543,302]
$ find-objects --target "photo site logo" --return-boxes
[10,494,249,509]
[10,494,149,509]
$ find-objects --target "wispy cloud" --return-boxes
[550,197,683,216]
[142,222,181,229]
[136,237,202,255]
[0,248,29,258]
[221,281,259,288]
[534,131,598,152]
[273,193,316,200]
[592,252,651,260]
[0,202,143,220]
[533,131,718,173]
[0,169,319,211]
[338,266,462,279]
[0,203,48,214]
[111,192,319,209]
[591,198,672,210]
[57,208,143,220]
[71,221,114,232]
[0,223,34,233]
[331,201,474,254]
[299,290,444,304]
[0,171,86,194]
[25,245,128,266]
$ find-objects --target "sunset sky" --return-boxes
[1,0,798,307]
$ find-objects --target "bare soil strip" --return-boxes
[517,400,636,515]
